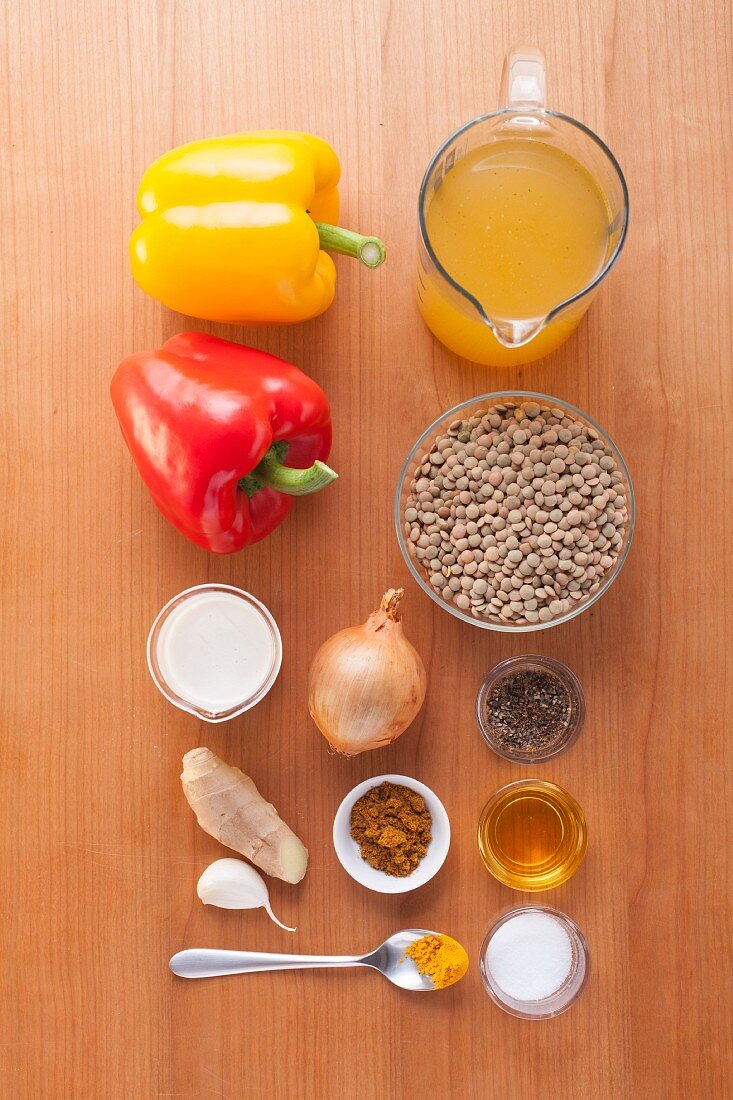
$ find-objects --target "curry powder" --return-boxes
[349,781,432,876]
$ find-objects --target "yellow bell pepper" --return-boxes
[130,130,385,324]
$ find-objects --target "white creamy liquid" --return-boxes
[155,591,278,713]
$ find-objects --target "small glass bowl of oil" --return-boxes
[478,779,587,890]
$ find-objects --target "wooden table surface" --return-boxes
[3,2,732,1097]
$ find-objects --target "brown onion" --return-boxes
[308,589,427,755]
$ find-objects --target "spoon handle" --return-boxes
[170,948,365,979]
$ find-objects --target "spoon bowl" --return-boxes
[169,929,460,991]
[364,928,441,990]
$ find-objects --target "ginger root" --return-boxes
[181,747,308,884]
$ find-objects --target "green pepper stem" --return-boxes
[315,223,386,268]
[252,447,338,496]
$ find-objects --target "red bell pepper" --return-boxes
[110,333,336,553]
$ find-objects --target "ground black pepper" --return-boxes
[483,669,573,754]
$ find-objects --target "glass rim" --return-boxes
[418,107,630,338]
[146,583,282,723]
[394,390,636,633]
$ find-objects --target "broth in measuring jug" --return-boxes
[426,139,610,329]
[416,47,628,366]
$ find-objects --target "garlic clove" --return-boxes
[196,857,296,931]
[197,858,253,909]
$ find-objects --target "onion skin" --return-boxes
[308,589,427,755]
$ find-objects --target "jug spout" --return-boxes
[488,315,547,348]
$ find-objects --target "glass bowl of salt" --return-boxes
[479,905,590,1019]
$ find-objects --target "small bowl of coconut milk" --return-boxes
[147,584,282,722]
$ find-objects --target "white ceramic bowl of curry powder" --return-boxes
[332,774,451,894]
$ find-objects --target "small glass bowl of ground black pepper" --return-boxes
[476,655,585,763]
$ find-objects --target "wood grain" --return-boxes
[2,1,732,1096]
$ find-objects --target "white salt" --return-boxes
[486,910,573,1002]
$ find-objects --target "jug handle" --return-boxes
[500,46,547,109]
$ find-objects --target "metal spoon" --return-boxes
[170,928,444,990]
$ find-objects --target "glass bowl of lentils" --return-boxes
[395,393,634,631]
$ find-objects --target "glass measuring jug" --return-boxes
[417,47,629,367]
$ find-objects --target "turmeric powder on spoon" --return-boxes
[405,934,469,989]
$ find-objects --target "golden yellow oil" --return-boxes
[478,780,587,891]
